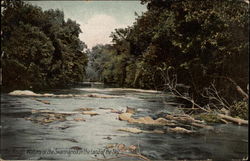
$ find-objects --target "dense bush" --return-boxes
[1,1,88,91]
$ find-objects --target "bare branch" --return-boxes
[202,83,231,110]
[163,69,211,113]
[210,75,248,100]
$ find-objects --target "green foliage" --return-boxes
[195,113,221,123]
[86,44,113,82]
[230,101,248,120]
[88,0,248,116]
[1,2,88,90]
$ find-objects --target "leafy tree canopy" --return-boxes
[1,1,88,91]
[88,0,249,106]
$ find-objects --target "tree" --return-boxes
[97,0,249,111]
[1,2,88,91]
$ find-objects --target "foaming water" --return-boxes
[75,88,160,93]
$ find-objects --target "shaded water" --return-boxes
[1,85,248,160]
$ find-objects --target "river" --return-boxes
[1,84,248,160]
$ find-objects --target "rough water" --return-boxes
[1,84,248,160]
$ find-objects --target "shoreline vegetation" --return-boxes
[85,0,249,121]
[1,0,248,133]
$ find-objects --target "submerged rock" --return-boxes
[128,116,155,124]
[74,107,94,111]
[117,144,126,151]
[8,90,74,97]
[8,90,124,99]
[118,127,165,134]
[103,136,112,140]
[85,93,121,98]
[118,113,133,121]
[168,127,193,134]
[78,88,159,93]
[128,145,137,152]
[70,146,82,150]
[9,90,40,96]
[25,109,76,124]
[106,143,117,149]
[118,113,175,126]
[31,98,50,104]
[82,111,99,116]
[73,117,86,121]
[105,143,138,153]
[118,127,143,134]
[110,109,123,114]
[63,138,78,143]
[58,125,71,130]
[31,109,54,113]
[144,129,165,134]
[126,106,136,114]
[99,107,114,110]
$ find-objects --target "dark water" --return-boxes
[1,85,248,160]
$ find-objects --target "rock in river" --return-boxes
[118,127,143,134]
[82,111,99,116]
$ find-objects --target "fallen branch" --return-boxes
[166,114,204,124]
[178,107,201,111]
[220,118,229,124]
[236,86,249,100]
[217,113,248,125]
[226,77,248,100]
[212,76,248,100]
[165,114,213,129]
[191,122,213,129]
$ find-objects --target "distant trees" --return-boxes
[86,44,114,82]
[89,0,249,114]
[1,1,88,90]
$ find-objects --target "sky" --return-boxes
[29,1,147,49]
